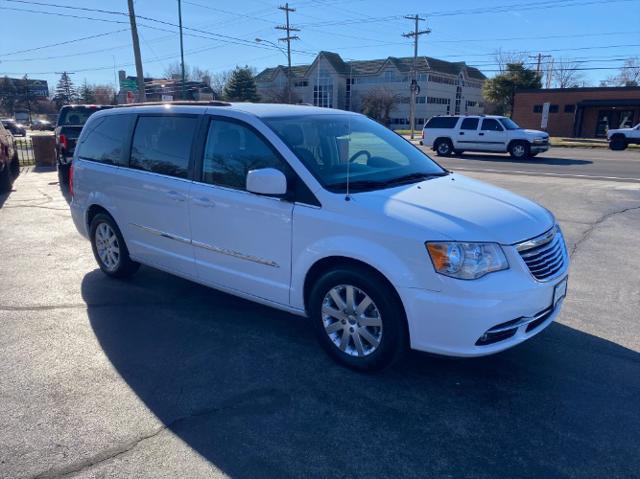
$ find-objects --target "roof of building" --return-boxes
[255,51,486,82]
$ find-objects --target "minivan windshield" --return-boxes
[498,118,521,130]
[265,114,447,192]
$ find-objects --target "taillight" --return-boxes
[59,134,68,150]
[69,163,74,197]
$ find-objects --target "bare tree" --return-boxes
[494,48,529,73]
[209,70,232,96]
[360,87,400,126]
[553,59,585,88]
[603,57,640,87]
[93,85,116,104]
[163,61,190,81]
[261,86,300,104]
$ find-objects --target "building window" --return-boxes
[416,96,426,104]
[313,85,333,108]
[533,105,543,113]
[549,104,559,113]
[294,80,308,87]
[427,97,450,105]
[465,100,478,108]
[564,104,575,113]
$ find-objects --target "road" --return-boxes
[1,157,639,478]
[417,145,640,182]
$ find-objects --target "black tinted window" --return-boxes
[203,118,289,190]
[77,115,132,166]
[424,117,458,129]
[460,118,479,130]
[130,116,197,179]
[549,104,559,113]
[481,119,503,131]
[57,106,111,126]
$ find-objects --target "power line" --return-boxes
[0,29,129,57]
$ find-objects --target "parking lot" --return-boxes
[1,147,639,478]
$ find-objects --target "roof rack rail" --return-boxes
[115,100,231,108]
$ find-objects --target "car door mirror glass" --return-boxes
[246,168,288,196]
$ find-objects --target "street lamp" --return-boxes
[256,37,292,104]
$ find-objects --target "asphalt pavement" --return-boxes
[1,153,639,478]
[417,145,640,182]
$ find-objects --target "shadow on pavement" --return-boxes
[82,267,640,478]
[455,154,592,166]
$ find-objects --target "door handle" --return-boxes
[166,191,186,202]
[459,132,465,135]
[479,132,485,136]
[192,196,215,208]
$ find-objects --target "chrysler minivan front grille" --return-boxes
[517,226,566,281]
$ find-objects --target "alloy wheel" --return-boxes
[95,222,120,272]
[321,284,383,357]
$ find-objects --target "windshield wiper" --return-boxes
[381,171,449,187]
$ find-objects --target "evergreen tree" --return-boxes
[53,72,78,108]
[78,80,96,104]
[222,66,260,102]
[483,63,542,115]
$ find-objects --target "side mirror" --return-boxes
[246,168,288,197]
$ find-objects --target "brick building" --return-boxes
[255,51,486,129]
[512,86,640,138]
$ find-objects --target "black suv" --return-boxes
[55,105,112,183]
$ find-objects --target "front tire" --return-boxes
[10,153,20,179]
[90,213,140,279]
[434,139,453,157]
[309,267,407,371]
[0,163,12,193]
[610,138,628,151]
[509,141,530,159]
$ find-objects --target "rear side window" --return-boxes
[77,115,132,166]
[130,116,198,179]
[460,118,479,130]
[481,119,503,131]
[202,118,290,190]
[424,117,458,129]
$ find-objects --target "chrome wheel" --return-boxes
[512,144,526,157]
[321,285,383,357]
[437,141,451,155]
[95,222,120,272]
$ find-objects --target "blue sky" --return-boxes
[0,0,638,90]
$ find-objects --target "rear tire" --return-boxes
[90,213,140,279]
[309,266,407,371]
[435,139,453,157]
[0,163,12,193]
[57,159,70,185]
[10,153,20,179]
[509,141,530,159]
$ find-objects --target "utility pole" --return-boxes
[529,53,552,81]
[403,14,430,139]
[178,0,186,100]
[276,3,299,104]
[23,74,31,124]
[127,0,146,102]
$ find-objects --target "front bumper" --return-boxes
[398,270,567,357]
[531,143,549,153]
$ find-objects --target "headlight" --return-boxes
[532,137,545,144]
[426,242,509,280]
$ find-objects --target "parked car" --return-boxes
[55,104,112,183]
[70,103,569,371]
[1,119,27,137]
[0,121,19,193]
[31,119,55,131]
[607,122,640,151]
[421,115,550,159]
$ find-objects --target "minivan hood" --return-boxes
[358,174,554,244]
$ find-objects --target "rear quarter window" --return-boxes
[424,117,459,129]
[76,115,133,166]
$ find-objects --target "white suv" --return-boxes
[70,102,568,371]
[421,115,550,159]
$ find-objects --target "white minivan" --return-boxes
[70,102,569,371]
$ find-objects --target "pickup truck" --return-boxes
[607,123,640,151]
[55,104,112,183]
[0,121,19,193]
